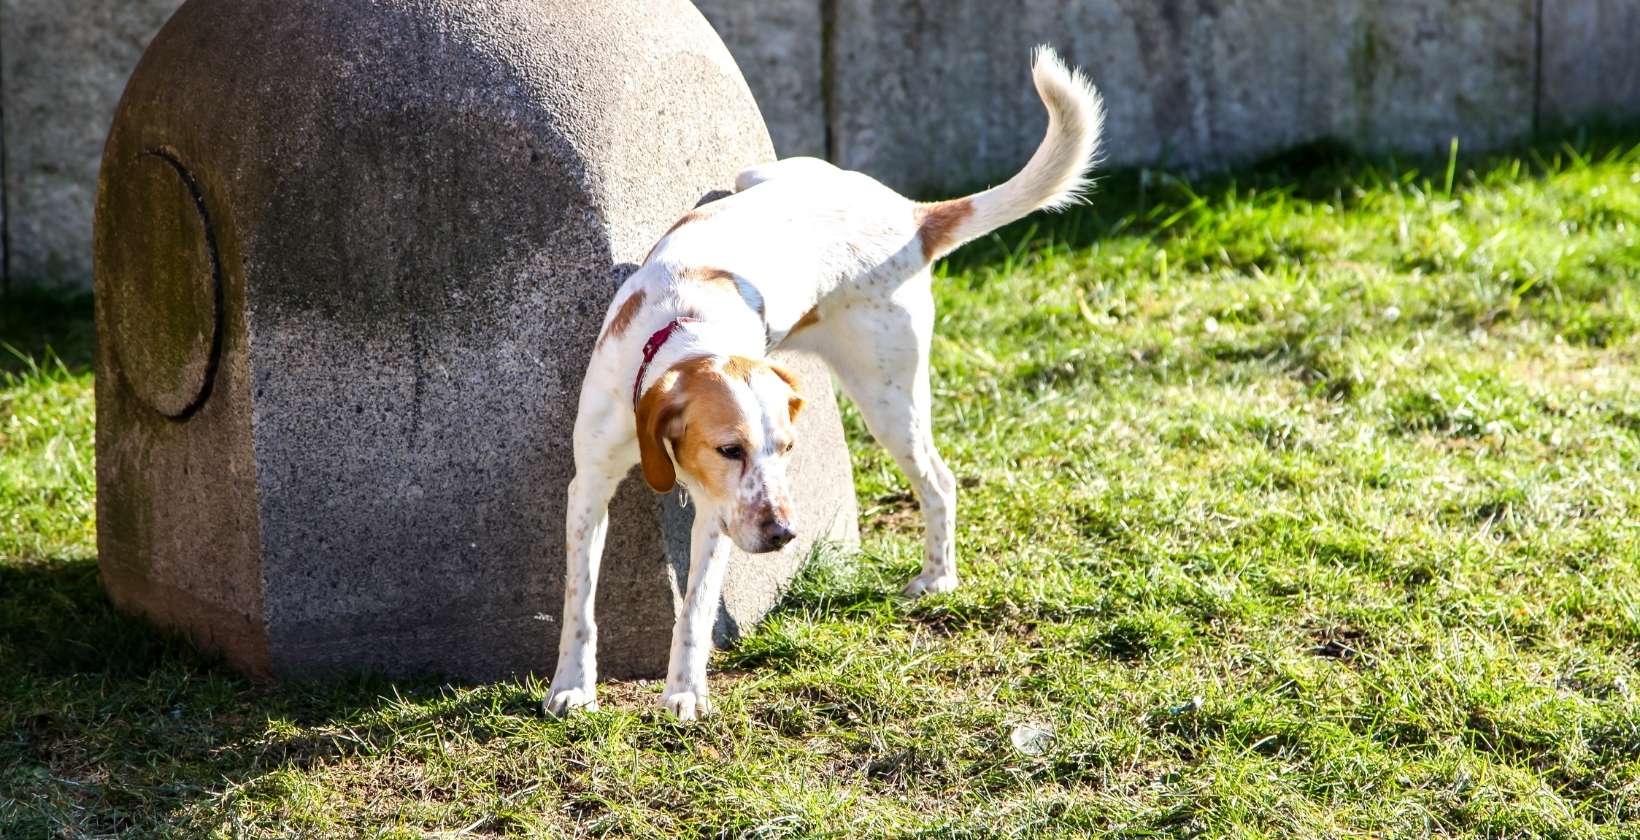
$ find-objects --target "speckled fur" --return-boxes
[546,47,1104,720]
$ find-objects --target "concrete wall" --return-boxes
[830,0,1541,195]
[695,0,827,159]
[1539,0,1640,128]
[1,0,182,290]
[3,1,1638,291]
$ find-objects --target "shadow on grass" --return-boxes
[0,556,540,835]
[0,557,187,677]
[770,542,903,619]
[0,288,96,377]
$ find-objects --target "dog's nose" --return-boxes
[760,518,796,550]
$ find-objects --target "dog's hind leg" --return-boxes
[818,277,960,597]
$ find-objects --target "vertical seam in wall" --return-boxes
[1531,0,1545,134]
[820,0,838,163]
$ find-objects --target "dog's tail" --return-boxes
[914,46,1104,262]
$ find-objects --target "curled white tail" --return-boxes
[915,46,1105,261]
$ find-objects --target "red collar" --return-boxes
[633,318,698,406]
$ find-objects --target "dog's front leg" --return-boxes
[544,467,620,716]
[661,508,732,720]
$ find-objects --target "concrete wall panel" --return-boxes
[695,0,826,158]
[1,0,184,287]
[830,0,1538,196]
[1540,0,1640,128]
[1,1,1634,290]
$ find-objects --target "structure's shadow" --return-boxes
[0,289,96,376]
[0,556,549,835]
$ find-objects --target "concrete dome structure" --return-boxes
[93,0,858,680]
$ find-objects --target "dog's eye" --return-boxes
[716,445,745,461]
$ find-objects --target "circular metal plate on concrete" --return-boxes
[102,150,223,419]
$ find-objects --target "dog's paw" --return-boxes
[542,686,599,718]
[901,571,960,598]
[659,689,712,722]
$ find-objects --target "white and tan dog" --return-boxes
[546,47,1103,719]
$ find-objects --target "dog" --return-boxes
[545,46,1103,719]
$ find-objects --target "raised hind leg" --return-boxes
[809,277,959,596]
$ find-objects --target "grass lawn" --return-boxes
[4,131,1640,838]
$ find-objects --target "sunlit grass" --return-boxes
[3,131,1638,837]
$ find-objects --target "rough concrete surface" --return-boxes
[830,0,1537,196]
[11,1,1640,290]
[1,0,184,286]
[1540,0,1640,128]
[95,0,857,681]
[694,0,826,159]
[0,0,819,290]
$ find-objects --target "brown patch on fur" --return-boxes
[634,367,684,492]
[643,205,723,263]
[913,198,975,261]
[637,355,807,496]
[674,403,752,503]
[721,355,758,382]
[725,356,805,422]
[662,211,701,238]
[789,306,821,336]
[635,356,749,497]
[765,360,805,422]
[599,289,647,349]
[683,266,765,321]
[682,266,737,288]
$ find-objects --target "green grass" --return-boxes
[4,130,1640,837]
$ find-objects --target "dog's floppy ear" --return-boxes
[635,375,684,493]
[768,362,805,422]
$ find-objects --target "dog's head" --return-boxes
[635,355,804,553]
